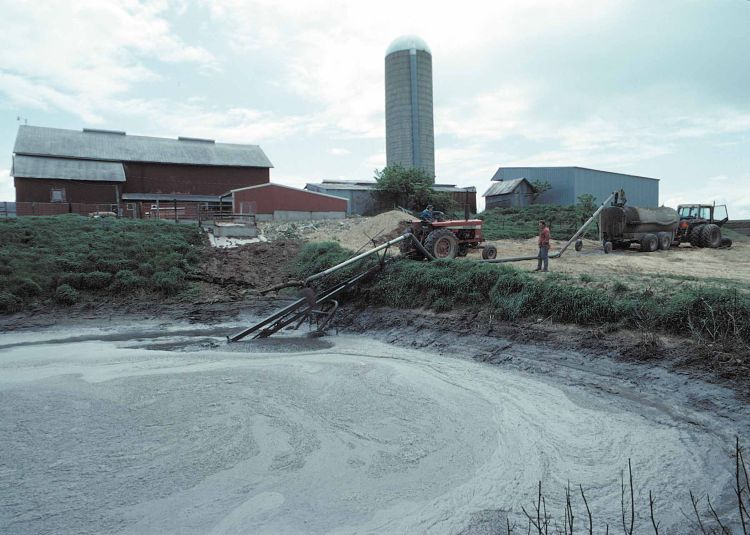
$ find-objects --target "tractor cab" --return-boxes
[674,203,731,248]
[676,204,729,226]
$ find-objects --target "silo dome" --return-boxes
[386,35,432,56]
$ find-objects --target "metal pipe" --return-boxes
[407,233,436,261]
[480,191,617,263]
[304,234,408,283]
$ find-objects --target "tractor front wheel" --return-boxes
[424,228,459,259]
[482,244,497,260]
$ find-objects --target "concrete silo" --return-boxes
[385,35,435,181]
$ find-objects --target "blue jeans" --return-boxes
[537,246,549,271]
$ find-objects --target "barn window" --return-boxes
[126,203,135,211]
[50,188,66,202]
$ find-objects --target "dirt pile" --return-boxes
[199,240,302,292]
[258,210,416,250]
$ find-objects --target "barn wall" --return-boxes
[14,177,120,203]
[123,163,269,196]
[233,185,348,216]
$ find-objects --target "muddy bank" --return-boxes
[334,304,750,399]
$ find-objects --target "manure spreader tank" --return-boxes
[600,205,679,252]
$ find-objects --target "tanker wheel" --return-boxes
[700,224,721,248]
[482,244,497,260]
[574,239,583,252]
[640,233,658,252]
[656,232,671,250]
[603,241,613,254]
[424,228,459,259]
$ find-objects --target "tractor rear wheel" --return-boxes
[700,224,721,248]
[640,233,658,252]
[657,232,671,250]
[424,228,459,259]
[689,224,705,247]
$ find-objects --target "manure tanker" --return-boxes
[600,204,679,253]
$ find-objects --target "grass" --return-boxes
[293,246,750,345]
[479,203,597,241]
[0,215,204,313]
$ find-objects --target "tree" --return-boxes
[373,164,454,212]
[530,179,551,202]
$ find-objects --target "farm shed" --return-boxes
[483,178,536,209]
[491,166,659,207]
[230,183,348,221]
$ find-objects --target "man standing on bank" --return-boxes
[535,220,550,272]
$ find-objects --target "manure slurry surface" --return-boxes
[0,323,744,534]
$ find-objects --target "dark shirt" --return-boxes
[420,209,434,221]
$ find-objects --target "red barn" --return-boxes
[11,125,272,215]
[231,183,348,221]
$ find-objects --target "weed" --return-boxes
[54,284,79,305]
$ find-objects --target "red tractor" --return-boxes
[673,203,732,248]
[400,212,497,260]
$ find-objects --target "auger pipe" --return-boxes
[480,191,617,263]
[304,234,408,284]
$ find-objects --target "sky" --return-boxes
[0,0,748,215]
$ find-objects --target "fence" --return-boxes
[6,201,255,226]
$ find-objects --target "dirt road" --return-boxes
[469,236,750,283]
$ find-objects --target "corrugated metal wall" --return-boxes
[494,167,576,205]
[493,167,658,207]
[573,168,658,207]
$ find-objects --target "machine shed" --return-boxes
[231,183,348,221]
[491,166,659,207]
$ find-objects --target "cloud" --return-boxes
[0,169,13,202]
[329,148,351,156]
[663,173,750,220]
[0,0,216,120]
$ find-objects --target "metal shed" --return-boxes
[491,166,659,207]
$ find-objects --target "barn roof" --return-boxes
[13,125,273,168]
[12,155,126,182]
[483,178,533,197]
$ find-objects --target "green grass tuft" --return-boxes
[0,215,204,313]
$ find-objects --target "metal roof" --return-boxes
[309,182,377,191]
[121,193,224,202]
[386,35,431,55]
[12,155,126,182]
[492,166,658,182]
[483,178,532,197]
[13,125,273,168]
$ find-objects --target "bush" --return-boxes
[0,291,23,313]
[0,216,205,313]
[113,270,148,291]
[8,277,43,298]
[151,268,187,296]
[54,284,79,305]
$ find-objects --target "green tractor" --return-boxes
[674,203,732,248]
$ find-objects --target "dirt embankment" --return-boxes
[334,304,750,399]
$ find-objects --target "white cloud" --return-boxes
[0,0,216,120]
[329,148,351,156]
[0,169,13,202]
[663,173,750,220]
